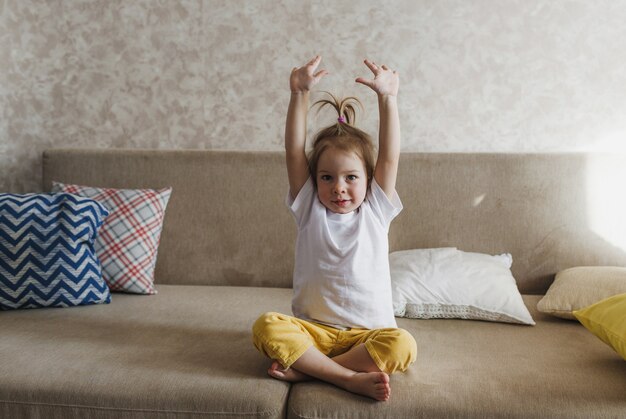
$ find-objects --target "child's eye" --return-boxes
[320,175,332,181]
[347,175,358,181]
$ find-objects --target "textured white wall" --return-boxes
[2,0,626,192]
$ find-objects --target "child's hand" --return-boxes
[355,59,399,97]
[290,55,329,93]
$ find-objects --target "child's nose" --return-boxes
[333,181,346,194]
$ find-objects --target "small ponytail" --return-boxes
[313,91,363,128]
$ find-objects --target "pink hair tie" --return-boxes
[338,116,345,123]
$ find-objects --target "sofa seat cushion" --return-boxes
[287,295,626,419]
[0,285,292,419]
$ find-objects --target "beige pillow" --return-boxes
[537,267,626,320]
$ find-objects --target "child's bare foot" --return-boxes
[343,371,391,401]
[267,361,311,382]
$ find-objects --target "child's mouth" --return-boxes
[334,199,351,207]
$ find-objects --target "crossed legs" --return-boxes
[253,312,417,402]
[268,343,391,401]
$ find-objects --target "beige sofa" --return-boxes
[1,149,625,418]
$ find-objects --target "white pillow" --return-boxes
[390,248,535,325]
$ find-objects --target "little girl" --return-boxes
[252,56,416,402]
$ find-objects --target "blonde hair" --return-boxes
[308,92,376,188]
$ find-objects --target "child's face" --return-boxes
[316,148,368,214]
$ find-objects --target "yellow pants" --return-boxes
[252,312,417,374]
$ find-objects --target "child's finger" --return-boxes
[307,55,322,69]
[355,77,374,89]
[313,69,329,81]
[363,59,379,74]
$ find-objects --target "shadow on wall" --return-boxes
[390,153,626,295]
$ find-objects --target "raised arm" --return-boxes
[285,56,328,199]
[355,59,400,199]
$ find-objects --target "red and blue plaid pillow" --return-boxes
[52,182,172,294]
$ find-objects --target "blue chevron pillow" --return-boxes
[0,193,111,310]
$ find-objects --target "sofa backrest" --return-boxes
[43,149,626,294]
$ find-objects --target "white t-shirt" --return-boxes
[286,177,403,329]
[326,210,359,248]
